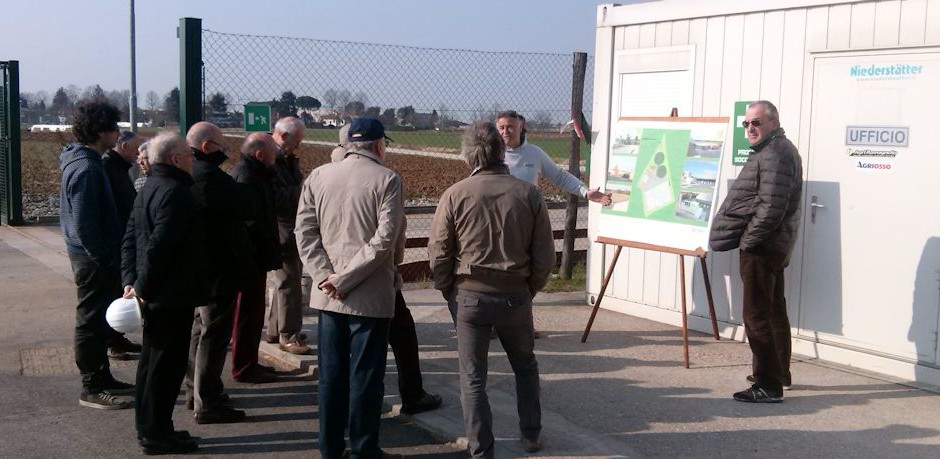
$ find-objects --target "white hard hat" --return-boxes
[106,297,142,334]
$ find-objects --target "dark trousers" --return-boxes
[451,289,541,459]
[318,310,390,459]
[266,249,304,342]
[740,248,792,394]
[231,273,267,379]
[185,291,237,412]
[136,305,193,438]
[68,251,120,392]
[389,289,425,404]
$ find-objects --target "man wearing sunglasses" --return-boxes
[710,100,803,403]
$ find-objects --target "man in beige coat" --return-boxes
[295,117,404,459]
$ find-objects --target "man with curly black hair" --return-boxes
[60,99,135,410]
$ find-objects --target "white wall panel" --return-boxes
[898,0,928,46]
[689,18,709,115]
[760,11,786,102]
[926,0,940,43]
[740,14,765,100]
[656,22,673,46]
[849,1,877,47]
[828,4,853,48]
[702,17,727,115]
[672,20,691,44]
[873,1,902,47]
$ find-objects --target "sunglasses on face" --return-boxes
[741,119,764,129]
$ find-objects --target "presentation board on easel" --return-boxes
[598,117,730,252]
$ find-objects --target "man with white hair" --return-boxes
[265,116,309,354]
[121,131,207,454]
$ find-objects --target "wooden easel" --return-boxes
[581,236,720,368]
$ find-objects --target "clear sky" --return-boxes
[1,0,605,98]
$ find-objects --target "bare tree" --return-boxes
[353,91,369,108]
[81,84,106,101]
[145,90,160,112]
[528,110,555,130]
[323,88,338,109]
[336,90,351,113]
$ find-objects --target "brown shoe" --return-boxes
[263,335,278,344]
[235,366,277,384]
[279,339,310,355]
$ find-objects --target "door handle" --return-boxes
[810,196,824,223]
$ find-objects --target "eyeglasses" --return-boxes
[741,119,763,129]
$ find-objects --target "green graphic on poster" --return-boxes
[732,100,753,165]
[625,129,688,220]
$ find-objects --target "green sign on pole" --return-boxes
[244,103,271,132]
[732,100,753,165]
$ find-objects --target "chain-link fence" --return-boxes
[201,29,595,280]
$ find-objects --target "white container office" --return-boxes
[587,0,940,388]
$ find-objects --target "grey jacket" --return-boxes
[710,128,803,255]
[428,164,556,296]
[294,148,404,319]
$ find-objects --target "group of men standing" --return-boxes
[57,96,801,458]
[59,99,317,454]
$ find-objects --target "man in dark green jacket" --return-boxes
[710,100,803,403]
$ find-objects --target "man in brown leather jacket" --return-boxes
[710,100,803,403]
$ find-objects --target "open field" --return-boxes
[18,130,582,219]
[304,127,590,161]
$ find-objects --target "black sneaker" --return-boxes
[746,374,792,390]
[101,378,136,396]
[108,336,142,360]
[401,392,443,415]
[194,406,246,424]
[79,392,133,410]
[733,384,783,403]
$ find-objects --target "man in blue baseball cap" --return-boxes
[347,116,394,144]
[297,116,406,458]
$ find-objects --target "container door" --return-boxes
[799,49,940,364]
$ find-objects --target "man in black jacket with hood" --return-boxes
[122,131,208,454]
[230,133,283,384]
[183,121,253,424]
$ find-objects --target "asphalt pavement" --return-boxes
[3,223,940,458]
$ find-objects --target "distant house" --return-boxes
[303,109,345,127]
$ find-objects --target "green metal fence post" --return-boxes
[1,61,23,226]
[179,17,202,136]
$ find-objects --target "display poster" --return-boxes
[599,117,728,252]
[731,101,753,165]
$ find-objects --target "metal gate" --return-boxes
[0,60,23,226]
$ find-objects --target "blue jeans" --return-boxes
[452,288,541,459]
[318,310,390,459]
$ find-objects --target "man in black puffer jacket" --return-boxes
[710,100,802,403]
[121,132,208,454]
[230,133,283,384]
